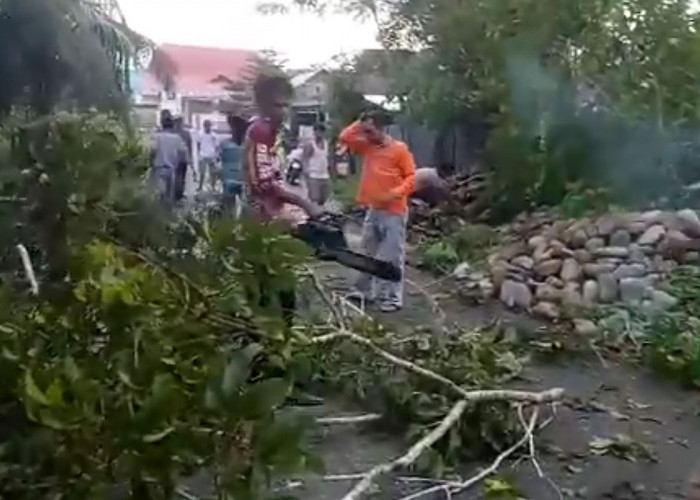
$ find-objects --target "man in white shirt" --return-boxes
[303,123,331,205]
[197,119,220,192]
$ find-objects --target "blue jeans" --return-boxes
[355,208,407,307]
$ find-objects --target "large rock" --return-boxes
[490,261,509,291]
[649,289,678,311]
[638,224,666,246]
[561,258,582,282]
[511,255,535,270]
[627,221,647,235]
[676,209,700,237]
[573,249,593,264]
[612,263,647,281]
[549,240,575,258]
[532,301,560,320]
[499,279,533,309]
[598,273,618,303]
[528,235,547,251]
[596,214,623,236]
[585,237,606,253]
[546,276,565,287]
[562,282,583,306]
[536,283,563,302]
[584,262,617,277]
[534,258,563,277]
[609,229,632,247]
[499,241,529,261]
[569,229,588,249]
[639,210,664,226]
[593,246,630,259]
[660,230,693,255]
[533,246,554,263]
[574,318,598,336]
[583,280,599,303]
[628,244,647,263]
[619,277,647,304]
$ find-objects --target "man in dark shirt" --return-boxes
[242,73,322,327]
[173,116,192,202]
[243,74,321,222]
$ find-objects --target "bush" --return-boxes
[0,112,320,498]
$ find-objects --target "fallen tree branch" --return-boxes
[310,330,564,405]
[406,278,446,325]
[340,400,469,500]
[305,268,346,330]
[16,244,39,296]
[399,405,541,500]
[518,406,563,500]
[316,413,382,425]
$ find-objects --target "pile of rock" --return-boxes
[490,209,700,319]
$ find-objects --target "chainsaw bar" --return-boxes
[318,247,402,282]
[292,215,403,282]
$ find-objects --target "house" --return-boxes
[289,69,331,137]
[131,43,260,132]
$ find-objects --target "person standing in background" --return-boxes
[173,116,193,202]
[150,113,188,205]
[197,119,220,192]
[219,114,248,215]
[303,123,331,205]
[339,111,416,313]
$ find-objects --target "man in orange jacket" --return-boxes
[339,111,416,312]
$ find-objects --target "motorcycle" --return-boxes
[286,158,304,186]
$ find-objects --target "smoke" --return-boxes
[502,49,698,208]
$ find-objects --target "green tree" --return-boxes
[0,0,152,115]
[263,0,700,214]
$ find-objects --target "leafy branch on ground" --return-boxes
[300,276,564,498]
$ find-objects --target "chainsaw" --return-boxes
[292,212,402,282]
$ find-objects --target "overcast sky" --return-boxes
[119,0,380,68]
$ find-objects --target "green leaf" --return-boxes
[45,379,64,406]
[240,378,289,419]
[24,370,51,406]
[484,477,523,498]
[63,356,80,382]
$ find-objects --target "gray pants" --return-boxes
[355,208,407,307]
[152,165,175,205]
[307,177,331,205]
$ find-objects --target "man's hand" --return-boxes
[373,190,401,204]
[305,202,324,219]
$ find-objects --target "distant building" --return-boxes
[290,69,331,137]
[131,43,260,132]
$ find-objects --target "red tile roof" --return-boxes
[143,44,259,97]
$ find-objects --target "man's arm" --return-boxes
[389,146,417,198]
[244,131,320,217]
[302,141,314,160]
[242,137,257,187]
[338,121,370,155]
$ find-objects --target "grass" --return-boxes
[417,224,500,274]
[331,171,360,209]
[644,266,700,388]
